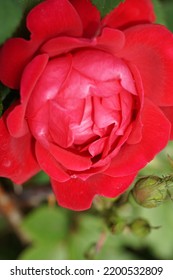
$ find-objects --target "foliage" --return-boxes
[91,0,125,17]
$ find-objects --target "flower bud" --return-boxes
[132,176,168,208]
[111,220,126,234]
[130,218,151,238]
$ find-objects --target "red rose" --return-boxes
[0,0,173,210]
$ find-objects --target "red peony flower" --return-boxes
[0,0,173,210]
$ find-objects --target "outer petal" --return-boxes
[36,142,70,182]
[69,0,101,37]
[102,0,155,29]
[96,28,125,54]
[51,173,136,210]
[7,54,49,138]
[49,143,92,171]
[0,0,83,89]
[119,24,173,106]
[27,0,83,40]
[104,98,171,177]
[40,28,125,57]
[0,38,38,89]
[160,106,173,139]
[0,114,40,184]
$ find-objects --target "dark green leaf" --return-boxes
[0,83,11,102]
[152,0,166,25]
[161,1,173,31]
[91,0,125,18]
[17,0,43,13]
[0,0,23,44]
[0,83,11,116]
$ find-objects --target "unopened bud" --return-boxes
[111,220,126,234]
[132,176,167,208]
[130,218,151,238]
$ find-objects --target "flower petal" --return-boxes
[70,0,101,37]
[0,113,40,184]
[0,0,83,89]
[51,173,136,210]
[119,24,173,106]
[49,101,74,148]
[27,0,83,40]
[7,54,49,138]
[104,98,171,177]
[35,142,70,182]
[41,36,91,57]
[96,27,125,53]
[0,38,38,89]
[102,0,155,30]
[160,106,173,139]
[49,143,92,171]
[40,28,125,58]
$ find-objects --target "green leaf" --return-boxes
[161,1,173,32]
[69,214,104,259]
[21,205,69,245]
[17,0,43,12]
[0,83,11,116]
[91,0,124,18]
[152,0,166,25]
[20,243,68,260]
[0,0,23,44]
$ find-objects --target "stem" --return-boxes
[95,231,107,254]
[0,183,30,245]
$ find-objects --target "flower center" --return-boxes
[26,49,139,162]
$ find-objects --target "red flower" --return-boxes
[0,0,173,210]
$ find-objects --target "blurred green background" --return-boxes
[1,0,173,260]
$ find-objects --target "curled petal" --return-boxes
[7,54,49,138]
[41,28,125,58]
[119,24,173,106]
[27,0,83,40]
[0,113,40,184]
[7,104,29,137]
[51,173,136,210]
[26,55,72,115]
[102,0,155,30]
[49,102,74,148]
[36,142,70,182]
[70,0,101,37]
[49,143,92,171]
[126,62,144,144]
[0,0,82,89]
[41,37,92,57]
[96,27,125,54]
[160,106,173,139]
[0,38,38,89]
[104,98,171,177]
[73,49,136,96]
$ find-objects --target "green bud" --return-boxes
[130,218,151,238]
[162,175,173,200]
[132,176,168,208]
[111,220,126,234]
[106,213,126,234]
